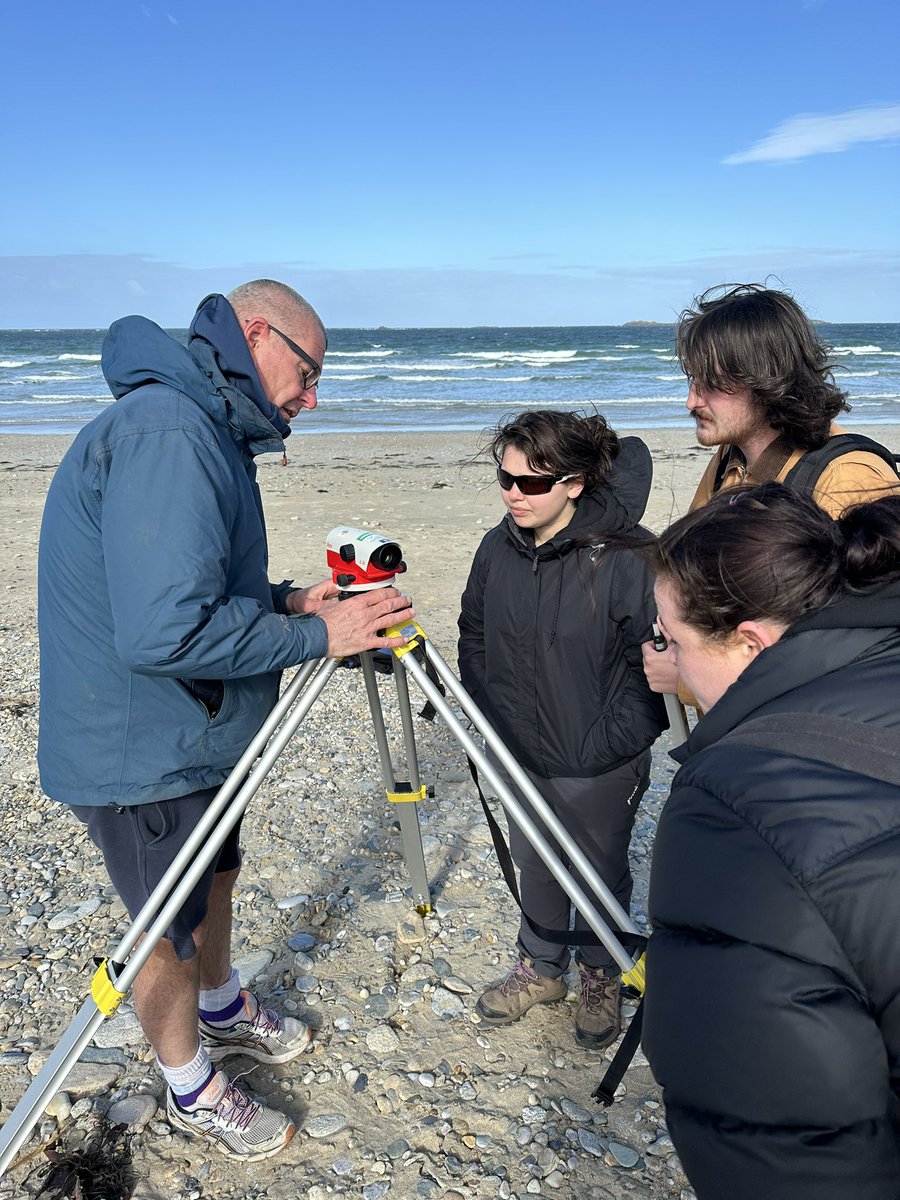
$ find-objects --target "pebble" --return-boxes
[234,949,273,983]
[431,987,465,1018]
[607,1141,642,1168]
[304,1112,348,1138]
[362,1183,391,1200]
[646,1133,676,1157]
[46,896,102,930]
[106,1093,158,1129]
[577,1128,607,1157]
[289,932,318,952]
[365,1025,401,1055]
[559,1097,592,1123]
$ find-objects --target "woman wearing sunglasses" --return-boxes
[458,409,666,1046]
[638,484,900,1200]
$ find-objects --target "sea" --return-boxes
[1,323,899,437]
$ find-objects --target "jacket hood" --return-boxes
[673,577,900,764]
[103,315,211,407]
[101,300,288,456]
[188,293,291,440]
[504,434,653,554]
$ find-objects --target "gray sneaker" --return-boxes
[475,957,568,1025]
[199,990,313,1065]
[575,963,621,1049]
[166,1070,294,1161]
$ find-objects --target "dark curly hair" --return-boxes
[676,283,850,451]
[484,409,620,494]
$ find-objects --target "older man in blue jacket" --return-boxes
[38,279,414,1161]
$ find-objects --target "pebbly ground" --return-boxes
[0,636,693,1200]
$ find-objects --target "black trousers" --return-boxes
[489,749,651,977]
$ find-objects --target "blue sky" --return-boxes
[2,0,898,327]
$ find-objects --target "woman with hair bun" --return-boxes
[641,483,900,1200]
[458,409,665,1048]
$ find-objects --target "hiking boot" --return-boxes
[199,990,313,1065]
[166,1070,294,1161]
[575,963,621,1049]
[475,957,567,1025]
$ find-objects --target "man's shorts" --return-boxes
[70,788,243,961]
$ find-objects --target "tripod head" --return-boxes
[325,525,407,591]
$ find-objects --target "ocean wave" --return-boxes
[450,350,578,361]
[326,349,396,358]
[58,353,101,362]
[330,362,474,373]
[615,344,640,349]
[21,373,84,383]
[27,393,111,403]
[845,370,879,377]
[655,375,684,382]
[0,360,28,369]
[832,345,881,355]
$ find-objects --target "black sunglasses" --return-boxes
[496,467,577,495]
[268,324,322,390]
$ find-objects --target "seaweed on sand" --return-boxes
[29,1119,135,1200]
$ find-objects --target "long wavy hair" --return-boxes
[676,284,849,451]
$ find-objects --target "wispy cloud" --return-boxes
[724,104,900,164]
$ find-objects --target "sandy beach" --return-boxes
[1,422,898,1200]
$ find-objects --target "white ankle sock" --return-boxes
[158,1043,215,1105]
[198,966,244,1027]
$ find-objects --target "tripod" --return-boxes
[0,619,647,1176]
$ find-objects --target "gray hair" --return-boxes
[227,279,325,342]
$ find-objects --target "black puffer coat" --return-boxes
[644,581,900,1200]
[457,437,666,778]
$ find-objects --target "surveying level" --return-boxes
[325,526,407,591]
[0,527,646,1176]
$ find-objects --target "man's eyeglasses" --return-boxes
[268,324,322,391]
[496,467,577,495]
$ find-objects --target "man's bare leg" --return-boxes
[132,938,202,1068]
[197,866,240,992]
[132,865,239,1066]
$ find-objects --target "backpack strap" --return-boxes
[783,434,900,497]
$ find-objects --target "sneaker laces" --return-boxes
[580,969,614,1010]
[214,1071,260,1131]
[499,959,540,997]
[247,1000,280,1037]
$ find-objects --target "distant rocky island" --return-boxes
[623,320,672,327]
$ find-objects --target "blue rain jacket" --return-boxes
[38,295,328,806]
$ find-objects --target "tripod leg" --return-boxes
[423,639,641,937]
[391,657,431,913]
[0,656,338,1176]
[390,633,641,977]
[359,652,431,913]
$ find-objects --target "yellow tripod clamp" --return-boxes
[90,958,127,1016]
[622,952,646,995]
[386,620,426,656]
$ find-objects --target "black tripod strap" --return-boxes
[413,643,445,722]
[593,996,644,1107]
[467,757,646,953]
